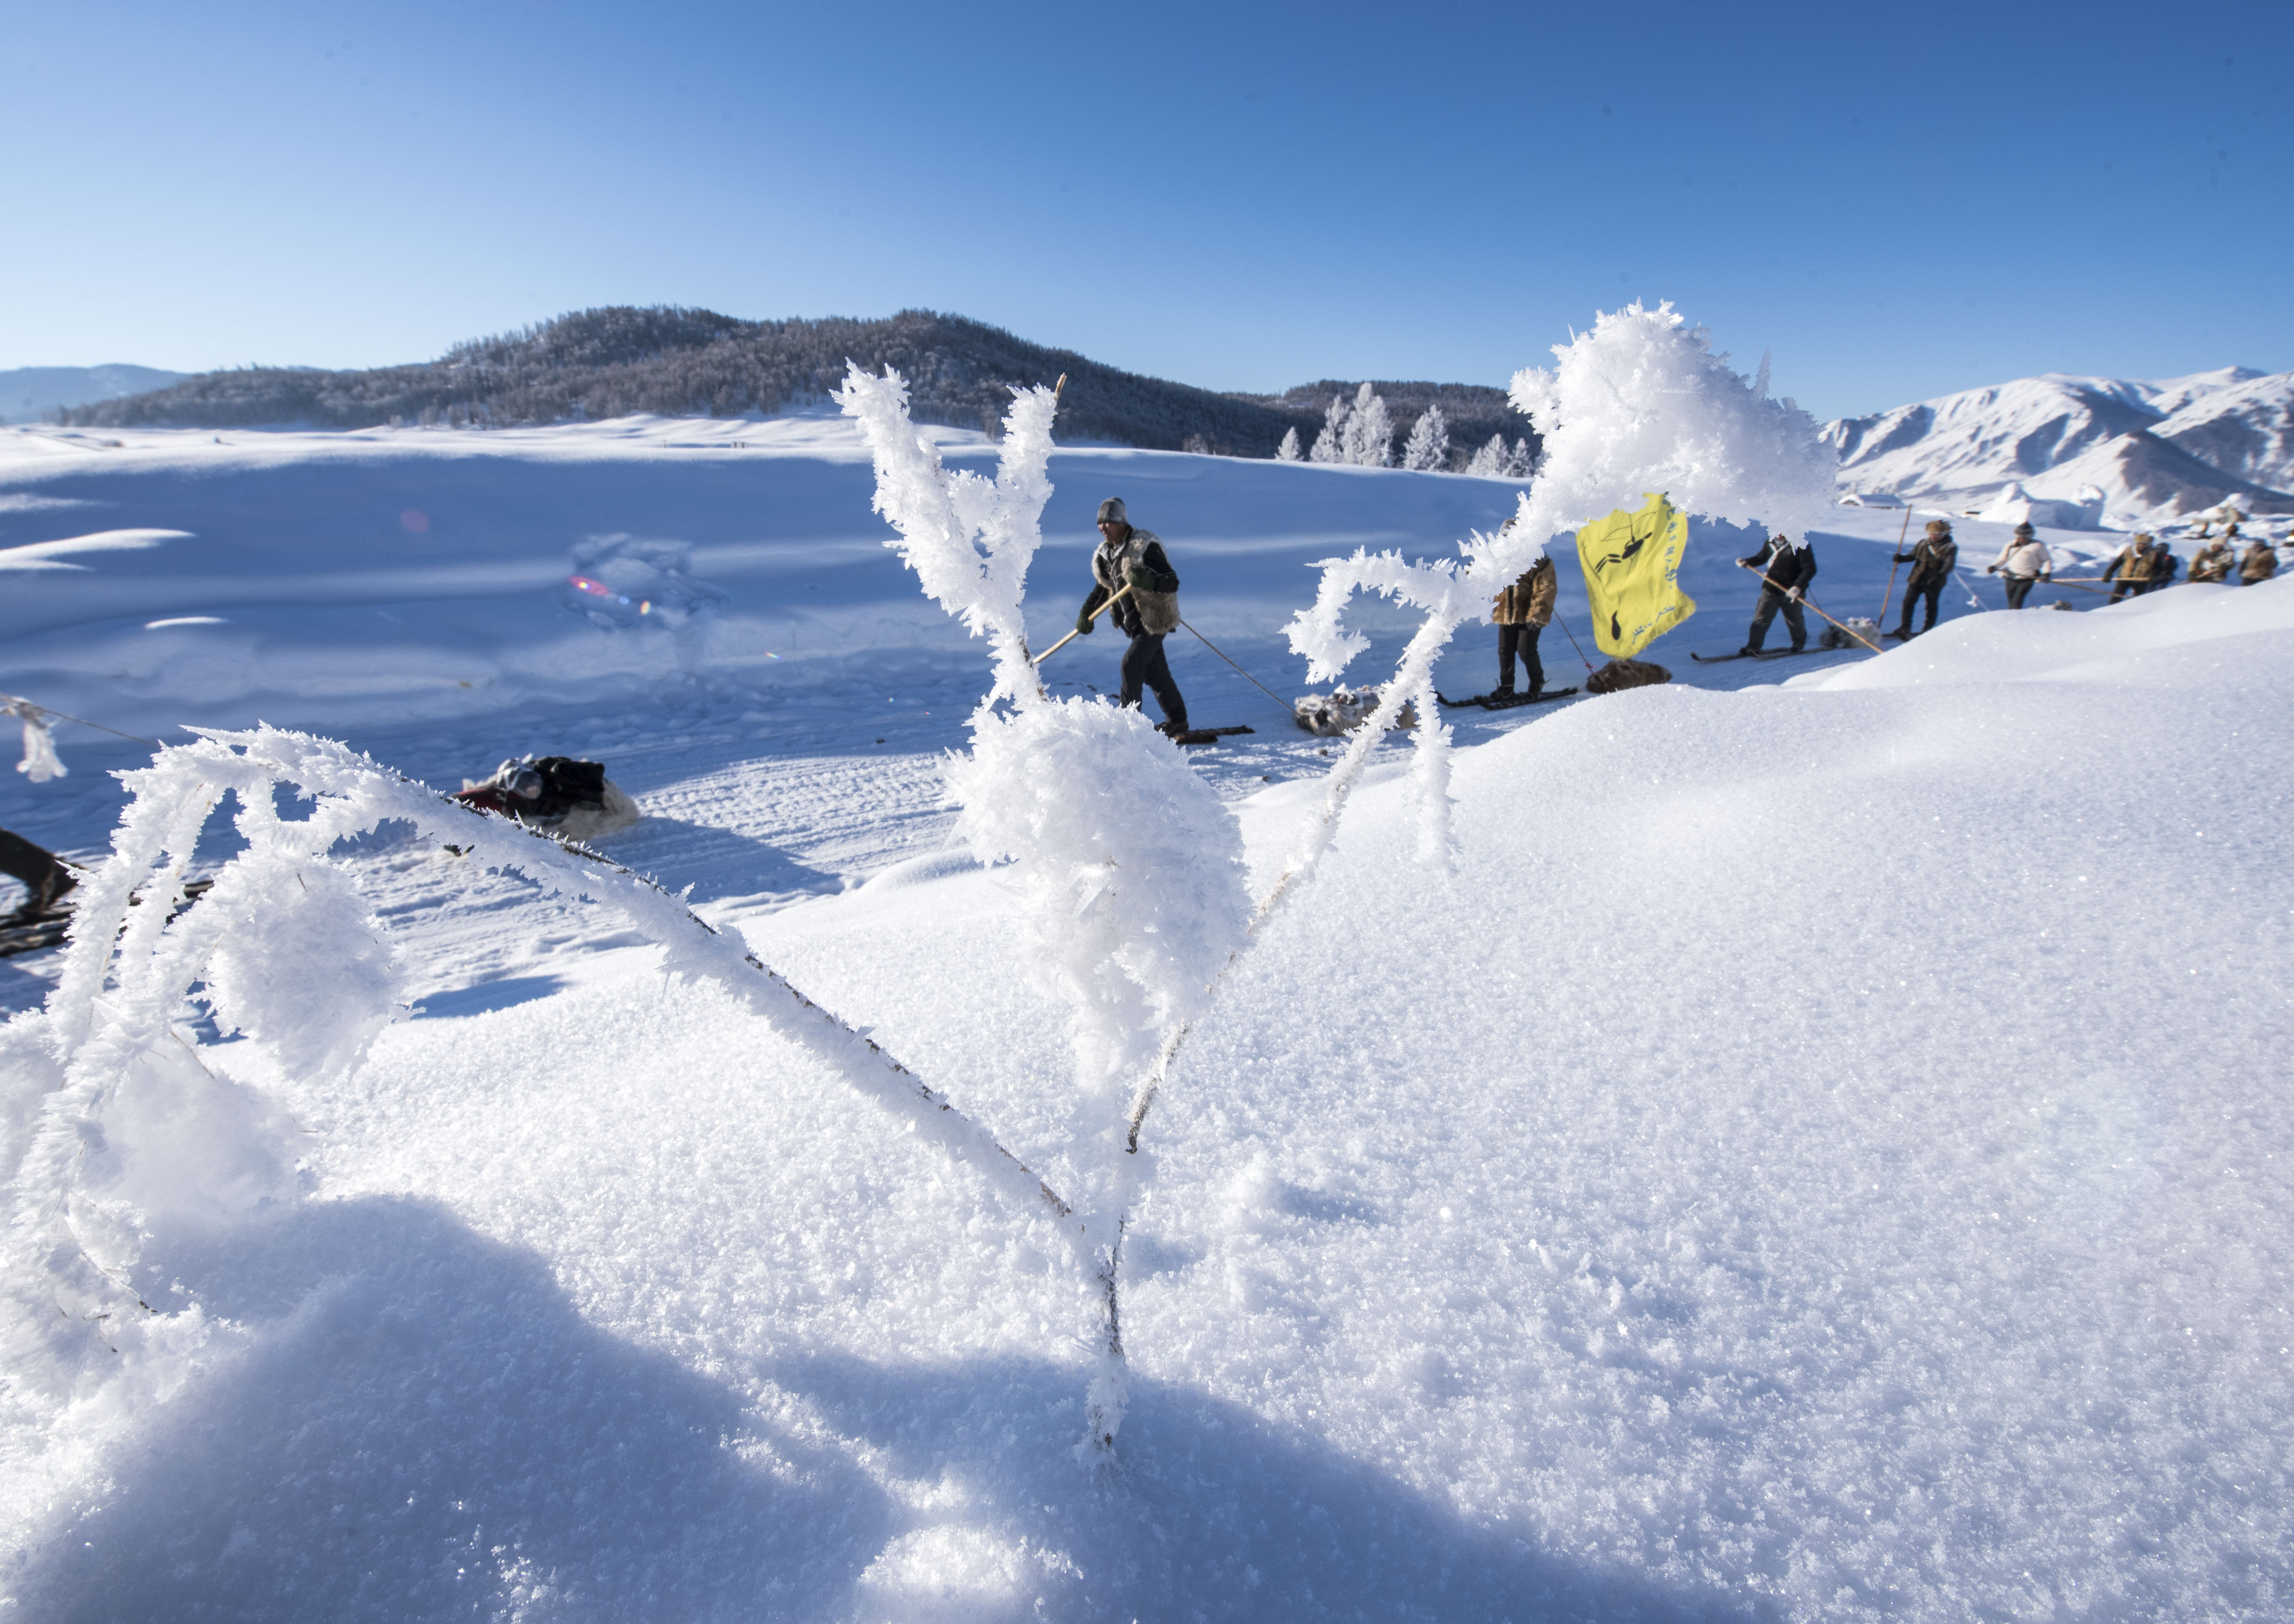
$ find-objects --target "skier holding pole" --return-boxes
[1890,519,1958,639]
[1074,497,1189,735]
[1737,532,1817,655]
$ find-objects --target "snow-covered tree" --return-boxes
[1275,426,1302,462]
[1308,394,1348,463]
[1401,403,1450,473]
[1464,433,1508,478]
[1504,436,1538,479]
[1341,381,1394,467]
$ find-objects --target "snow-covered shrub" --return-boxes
[1464,433,1509,479]
[1275,427,1302,462]
[1308,394,1348,464]
[1402,404,1450,473]
[3,726,1073,1432]
[838,364,1251,1454]
[1341,382,1395,468]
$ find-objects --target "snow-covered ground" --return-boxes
[3,415,2289,1620]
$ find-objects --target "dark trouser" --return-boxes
[1896,578,1944,636]
[1497,623,1545,691]
[1745,586,1806,652]
[2003,574,2038,609]
[0,828,72,912]
[1120,631,1186,728]
[2109,579,2139,603]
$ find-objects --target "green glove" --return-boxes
[1075,605,1096,636]
[1125,564,1160,590]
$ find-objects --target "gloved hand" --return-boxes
[1786,587,1802,602]
[1075,605,1096,636]
[1985,565,1997,574]
[1125,564,1161,591]
[2040,573,2052,582]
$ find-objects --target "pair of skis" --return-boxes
[1687,647,1824,664]
[1435,686,1581,711]
[1169,724,1255,746]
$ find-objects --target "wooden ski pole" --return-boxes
[1032,581,1134,666]
[1877,504,1913,628]
[1736,562,1883,653]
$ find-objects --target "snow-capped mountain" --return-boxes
[1822,366,2294,525]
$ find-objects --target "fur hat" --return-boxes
[2133,531,2155,543]
[1096,497,1128,526]
[1925,519,1952,535]
[2013,521,2036,537]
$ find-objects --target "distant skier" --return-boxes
[2188,534,2236,583]
[2239,534,2279,585]
[1076,497,1188,734]
[2103,533,2158,604]
[0,828,76,926]
[1491,554,1556,698]
[1738,532,1815,655]
[1985,522,2053,609]
[1891,519,1958,639]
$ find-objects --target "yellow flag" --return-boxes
[1574,492,1696,657]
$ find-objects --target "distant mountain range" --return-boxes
[1823,367,2294,524]
[0,364,187,424]
[53,307,1530,465]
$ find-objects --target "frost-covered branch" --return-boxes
[12,729,1089,1315]
[834,364,1062,711]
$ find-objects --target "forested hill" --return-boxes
[61,306,1533,463]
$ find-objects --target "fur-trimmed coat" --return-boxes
[2189,540,2235,583]
[2241,541,2280,584]
[1494,556,1557,627]
[1892,533,1958,587]
[1086,526,1181,635]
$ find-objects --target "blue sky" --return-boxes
[5,0,2288,420]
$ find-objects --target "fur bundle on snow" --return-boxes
[1293,685,1418,737]
[1819,616,1882,651]
[1585,658,1671,694]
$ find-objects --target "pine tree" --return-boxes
[1341,381,1394,467]
[1503,436,1538,479]
[1309,394,1349,463]
[1401,403,1449,473]
[1465,433,1508,478]
[1276,426,1302,462]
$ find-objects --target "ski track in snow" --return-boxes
[2,420,2288,1621]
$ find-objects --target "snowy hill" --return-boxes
[1822,366,2294,524]
[3,408,2291,1620]
[0,364,185,424]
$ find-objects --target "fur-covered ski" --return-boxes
[1171,725,1255,746]
[1689,648,1821,664]
[1436,686,1581,710]
[0,877,214,958]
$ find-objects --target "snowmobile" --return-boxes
[454,755,640,842]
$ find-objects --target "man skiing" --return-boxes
[0,828,76,927]
[1985,522,2053,609]
[1492,553,1556,698]
[1075,497,1188,734]
[2189,533,2236,583]
[2239,533,2280,585]
[1891,519,1958,639]
[2103,533,2158,604]
[1739,532,1815,655]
